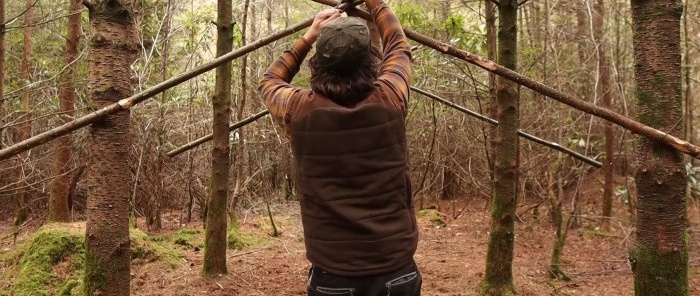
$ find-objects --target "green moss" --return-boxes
[57,278,82,296]
[4,223,182,296]
[227,226,268,251]
[83,248,105,295]
[417,209,446,227]
[12,226,84,296]
[130,228,181,268]
[630,244,689,295]
[172,228,204,249]
[476,280,516,296]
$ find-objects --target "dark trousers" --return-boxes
[307,259,422,296]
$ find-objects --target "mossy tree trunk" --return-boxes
[49,0,82,223]
[481,0,519,295]
[83,0,138,295]
[629,0,689,295]
[203,0,233,277]
[593,0,616,232]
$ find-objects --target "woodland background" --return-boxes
[0,0,698,294]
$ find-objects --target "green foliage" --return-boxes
[441,13,484,51]
[394,3,426,28]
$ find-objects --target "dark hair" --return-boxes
[309,51,379,107]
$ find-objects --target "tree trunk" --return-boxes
[485,0,497,174]
[49,0,82,223]
[15,0,34,230]
[575,0,592,101]
[0,0,4,138]
[83,0,138,295]
[629,0,689,295]
[481,0,519,295]
[203,0,233,277]
[593,0,615,231]
[684,0,696,167]
[147,0,174,232]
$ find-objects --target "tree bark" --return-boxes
[485,0,497,174]
[593,0,615,231]
[629,0,689,295]
[83,0,138,295]
[49,0,82,223]
[203,0,233,277]
[482,0,519,295]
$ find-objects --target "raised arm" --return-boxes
[259,9,341,125]
[365,0,412,110]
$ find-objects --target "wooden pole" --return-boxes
[0,18,313,162]
[411,87,602,168]
[312,0,700,159]
[167,110,268,157]
[167,86,601,168]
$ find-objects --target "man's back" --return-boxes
[291,95,417,276]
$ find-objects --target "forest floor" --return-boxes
[2,196,700,296]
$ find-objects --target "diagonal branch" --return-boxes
[411,87,602,168]
[312,0,700,159]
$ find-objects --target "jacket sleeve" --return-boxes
[366,0,412,112]
[258,38,313,126]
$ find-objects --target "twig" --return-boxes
[229,247,270,258]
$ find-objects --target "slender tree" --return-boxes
[203,0,233,276]
[0,0,4,132]
[484,0,496,174]
[232,0,251,213]
[49,0,82,222]
[481,0,519,295]
[82,0,138,294]
[14,0,34,231]
[629,0,688,295]
[593,0,615,231]
[148,0,175,232]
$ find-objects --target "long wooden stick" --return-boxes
[167,86,601,168]
[411,87,602,168]
[166,110,269,157]
[0,19,314,162]
[313,0,700,159]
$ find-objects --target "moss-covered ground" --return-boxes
[0,223,182,296]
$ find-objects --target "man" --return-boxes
[259,0,420,295]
